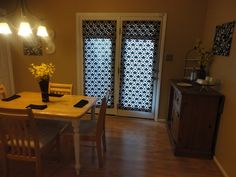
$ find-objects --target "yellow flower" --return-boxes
[29,63,55,80]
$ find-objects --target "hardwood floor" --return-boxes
[0,116,223,177]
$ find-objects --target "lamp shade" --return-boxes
[18,21,32,37]
[37,25,48,37]
[0,22,12,35]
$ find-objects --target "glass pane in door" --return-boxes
[119,21,161,112]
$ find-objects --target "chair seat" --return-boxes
[37,122,62,148]
[7,121,63,149]
[36,119,68,133]
[64,119,97,136]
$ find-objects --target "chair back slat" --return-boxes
[49,83,72,95]
[0,84,6,98]
[103,90,110,130]
[12,122,21,155]
[0,108,39,159]
[22,121,34,156]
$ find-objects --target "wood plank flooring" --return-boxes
[0,116,223,177]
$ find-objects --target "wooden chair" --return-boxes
[0,84,6,98]
[63,93,109,168]
[37,82,73,132]
[0,108,62,177]
[49,83,73,95]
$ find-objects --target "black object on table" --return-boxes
[1,94,21,101]
[73,99,89,108]
[26,104,48,110]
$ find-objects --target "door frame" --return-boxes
[76,13,167,121]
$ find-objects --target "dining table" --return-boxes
[0,91,97,176]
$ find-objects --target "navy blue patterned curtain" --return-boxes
[82,20,116,107]
[119,20,161,112]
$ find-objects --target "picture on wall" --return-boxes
[23,36,43,56]
[212,21,235,56]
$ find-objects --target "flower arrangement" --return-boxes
[29,63,55,81]
[193,40,214,68]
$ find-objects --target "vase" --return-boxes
[198,65,206,79]
[39,79,49,102]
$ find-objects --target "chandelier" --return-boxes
[0,0,49,38]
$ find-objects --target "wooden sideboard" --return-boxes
[167,80,224,159]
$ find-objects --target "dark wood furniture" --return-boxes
[167,80,224,159]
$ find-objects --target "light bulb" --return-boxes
[0,22,12,35]
[18,22,32,37]
[37,25,48,37]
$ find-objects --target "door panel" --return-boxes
[119,39,155,112]
[82,20,116,108]
[118,20,161,118]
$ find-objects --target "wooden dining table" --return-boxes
[0,91,97,176]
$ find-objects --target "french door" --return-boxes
[76,13,166,120]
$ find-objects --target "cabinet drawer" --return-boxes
[173,88,182,111]
[171,105,180,143]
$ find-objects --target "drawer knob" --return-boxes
[176,97,179,102]
[177,112,180,118]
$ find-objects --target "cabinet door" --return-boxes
[180,95,219,152]
[190,96,219,152]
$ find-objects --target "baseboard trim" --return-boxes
[157,118,167,123]
[213,156,229,177]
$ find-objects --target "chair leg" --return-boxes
[36,157,43,177]
[96,140,103,168]
[102,133,106,152]
[91,142,96,161]
[60,134,67,163]
[56,135,61,162]
[2,157,8,177]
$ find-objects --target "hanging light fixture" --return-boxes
[0,22,12,34]
[0,0,49,38]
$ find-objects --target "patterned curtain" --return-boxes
[82,20,116,107]
[119,20,161,112]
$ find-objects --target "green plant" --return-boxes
[193,40,213,68]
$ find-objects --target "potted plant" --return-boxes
[194,41,214,79]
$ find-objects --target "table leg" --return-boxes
[91,105,96,120]
[72,120,80,176]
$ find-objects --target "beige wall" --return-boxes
[203,0,236,176]
[1,0,207,119]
